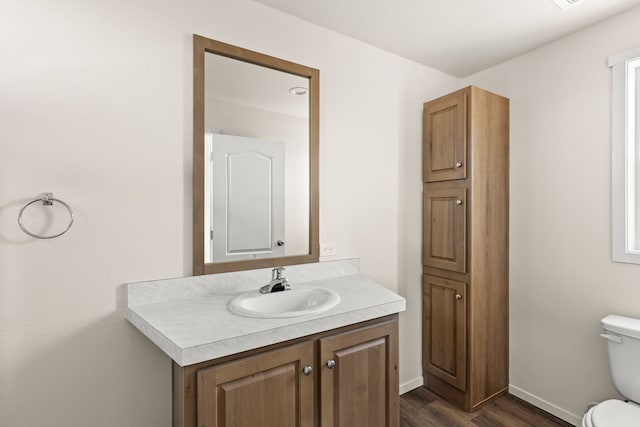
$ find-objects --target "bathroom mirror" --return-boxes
[193,34,319,275]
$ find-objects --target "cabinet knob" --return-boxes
[302,366,313,376]
[455,162,463,168]
[326,359,336,369]
[455,294,462,300]
[455,200,463,205]
[277,240,285,247]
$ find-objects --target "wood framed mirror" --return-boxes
[193,34,319,275]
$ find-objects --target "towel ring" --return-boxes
[18,193,74,239]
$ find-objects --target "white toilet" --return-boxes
[582,314,640,427]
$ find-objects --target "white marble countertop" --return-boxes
[125,259,406,366]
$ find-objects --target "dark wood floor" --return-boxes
[400,387,575,427]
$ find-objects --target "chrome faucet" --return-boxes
[260,267,291,294]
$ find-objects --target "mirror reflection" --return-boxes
[204,53,309,263]
[193,35,319,275]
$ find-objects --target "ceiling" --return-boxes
[205,52,309,118]
[253,0,640,77]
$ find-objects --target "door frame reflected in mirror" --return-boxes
[193,34,319,275]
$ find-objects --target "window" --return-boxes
[610,47,640,264]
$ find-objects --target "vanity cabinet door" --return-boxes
[423,90,467,182]
[423,184,467,273]
[423,275,467,392]
[319,319,399,427]
[196,341,314,427]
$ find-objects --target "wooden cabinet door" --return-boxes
[196,341,314,427]
[319,319,399,427]
[423,185,467,273]
[423,275,467,391]
[423,90,467,182]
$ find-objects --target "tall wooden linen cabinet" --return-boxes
[422,86,509,411]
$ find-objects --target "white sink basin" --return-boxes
[229,286,341,318]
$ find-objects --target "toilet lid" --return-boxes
[591,399,640,426]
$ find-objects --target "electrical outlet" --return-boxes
[320,242,336,257]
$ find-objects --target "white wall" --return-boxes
[0,0,459,425]
[464,6,640,424]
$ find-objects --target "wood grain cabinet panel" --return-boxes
[173,316,400,427]
[423,90,467,182]
[423,185,466,273]
[422,86,509,412]
[423,275,466,391]
[197,341,314,427]
[319,320,399,427]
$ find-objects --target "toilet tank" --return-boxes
[601,314,640,403]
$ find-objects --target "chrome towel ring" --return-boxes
[18,192,74,239]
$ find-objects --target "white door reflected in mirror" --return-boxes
[205,132,285,263]
[203,49,310,265]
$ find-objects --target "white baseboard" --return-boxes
[509,384,582,426]
[399,376,424,395]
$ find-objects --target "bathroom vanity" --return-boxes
[125,259,406,427]
[161,35,407,426]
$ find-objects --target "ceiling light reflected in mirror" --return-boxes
[551,0,585,10]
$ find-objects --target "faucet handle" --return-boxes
[272,266,286,279]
